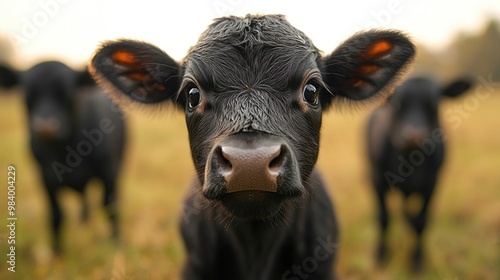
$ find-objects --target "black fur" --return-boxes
[91,14,415,279]
[0,61,126,253]
[367,76,472,271]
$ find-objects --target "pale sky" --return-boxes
[0,0,499,68]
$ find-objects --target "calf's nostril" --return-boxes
[269,144,287,171]
[216,146,233,172]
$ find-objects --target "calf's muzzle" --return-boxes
[220,142,285,193]
[203,132,297,200]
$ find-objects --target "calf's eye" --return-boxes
[302,83,319,105]
[188,87,201,108]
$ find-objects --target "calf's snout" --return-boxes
[32,116,61,140]
[217,142,286,193]
[204,132,296,199]
[392,124,430,149]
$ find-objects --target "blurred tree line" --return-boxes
[413,18,500,81]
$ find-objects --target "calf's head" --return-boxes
[387,77,472,149]
[90,15,415,220]
[0,62,94,142]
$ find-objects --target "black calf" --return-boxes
[90,14,415,279]
[367,76,472,270]
[0,61,126,253]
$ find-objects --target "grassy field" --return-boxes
[0,86,499,280]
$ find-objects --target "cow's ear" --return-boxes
[76,67,97,87]
[442,79,472,98]
[0,64,20,89]
[90,39,183,108]
[320,30,415,109]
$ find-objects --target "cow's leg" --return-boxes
[45,185,63,253]
[408,179,436,272]
[104,184,118,240]
[374,178,390,263]
[81,195,90,223]
[101,174,119,241]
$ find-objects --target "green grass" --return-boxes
[0,89,499,279]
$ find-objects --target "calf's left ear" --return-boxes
[320,30,415,109]
[442,79,472,98]
[0,64,20,89]
[90,39,183,108]
[75,67,97,87]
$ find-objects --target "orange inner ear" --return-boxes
[111,49,167,92]
[127,72,147,81]
[365,40,392,59]
[359,64,380,75]
[128,72,167,91]
[111,50,137,65]
[348,78,368,88]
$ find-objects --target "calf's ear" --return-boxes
[0,64,20,89]
[442,79,472,98]
[90,39,183,108]
[75,67,97,87]
[320,30,415,109]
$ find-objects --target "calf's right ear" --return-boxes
[0,65,20,89]
[90,39,183,108]
[442,79,472,98]
[320,30,415,109]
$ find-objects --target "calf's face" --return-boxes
[0,62,93,142]
[90,15,415,220]
[387,77,472,149]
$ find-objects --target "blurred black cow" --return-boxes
[0,61,125,253]
[90,15,415,279]
[367,76,472,271]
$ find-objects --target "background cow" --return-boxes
[0,61,126,253]
[90,14,414,279]
[367,76,472,271]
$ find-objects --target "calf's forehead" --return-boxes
[183,15,320,92]
[393,78,440,103]
[24,62,75,93]
[194,15,317,49]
